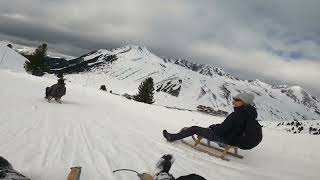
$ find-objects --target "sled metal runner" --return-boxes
[181,135,243,161]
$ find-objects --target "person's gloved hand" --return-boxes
[208,124,216,130]
[154,172,175,180]
[138,173,154,180]
[155,154,174,174]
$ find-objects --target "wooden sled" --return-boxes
[67,167,82,180]
[181,135,243,161]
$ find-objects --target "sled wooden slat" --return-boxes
[67,167,82,180]
[191,135,244,159]
[181,139,230,161]
[179,127,243,160]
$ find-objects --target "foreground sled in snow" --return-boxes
[67,167,82,180]
[181,135,243,161]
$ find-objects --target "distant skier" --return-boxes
[45,78,66,103]
[0,156,30,180]
[163,92,263,150]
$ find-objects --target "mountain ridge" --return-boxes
[2,43,319,121]
[56,45,319,121]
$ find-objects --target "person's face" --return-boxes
[233,98,245,107]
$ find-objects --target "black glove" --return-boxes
[209,124,216,130]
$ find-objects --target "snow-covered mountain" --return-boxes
[0,41,75,60]
[1,43,319,121]
[52,45,320,122]
[0,43,27,71]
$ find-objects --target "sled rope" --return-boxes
[112,168,139,174]
[113,169,154,180]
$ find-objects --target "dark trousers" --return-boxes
[168,126,216,141]
[45,87,51,98]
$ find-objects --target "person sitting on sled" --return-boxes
[45,78,66,103]
[163,92,262,150]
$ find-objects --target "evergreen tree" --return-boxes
[134,77,155,104]
[24,43,49,76]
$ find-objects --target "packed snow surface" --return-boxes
[0,69,320,180]
[1,43,319,122]
[0,43,319,180]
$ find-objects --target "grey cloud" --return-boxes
[190,43,320,98]
[0,0,319,97]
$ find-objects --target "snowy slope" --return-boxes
[57,45,320,122]
[1,69,320,180]
[0,43,28,71]
[0,41,76,60]
[2,43,319,121]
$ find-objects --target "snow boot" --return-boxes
[162,130,174,142]
[154,154,175,180]
[155,154,174,173]
[0,156,30,180]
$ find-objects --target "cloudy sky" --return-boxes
[1,0,320,98]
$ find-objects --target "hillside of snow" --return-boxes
[1,43,319,122]
[0,41,75,60]
[1,67,320,179]
[59,45,320,122]
[0,43,27,72]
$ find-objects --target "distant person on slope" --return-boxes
[45,78,66,103]
[162,92,262,150]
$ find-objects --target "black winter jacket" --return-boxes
[49,83,66,98]
[209,105,262,149]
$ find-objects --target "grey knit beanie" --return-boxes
[234,92,255,105]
